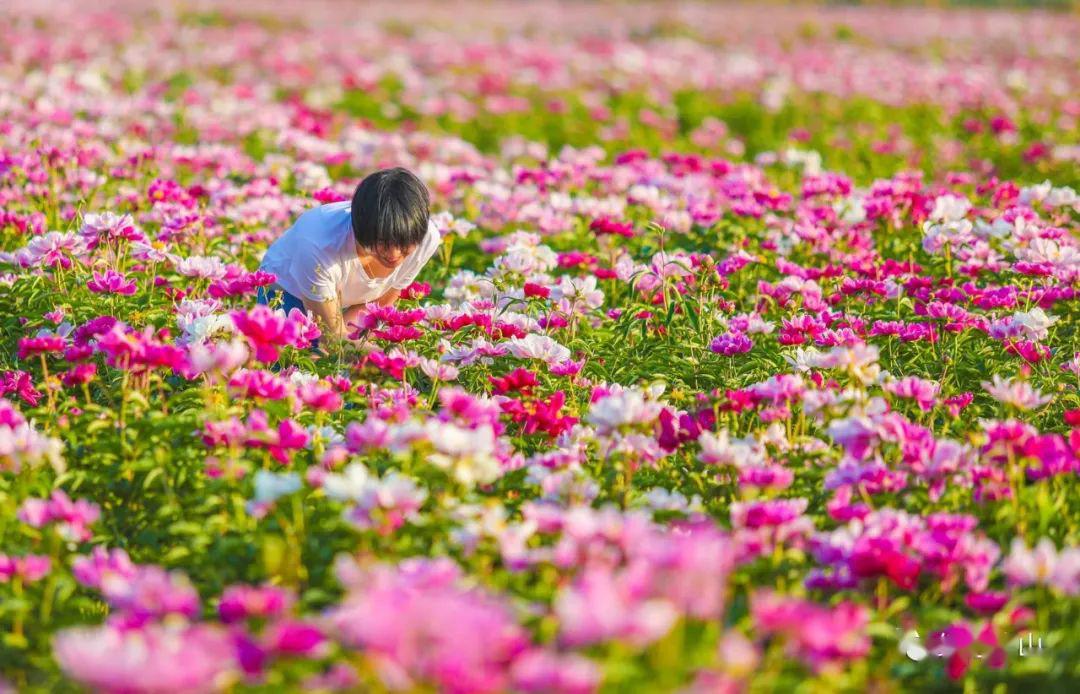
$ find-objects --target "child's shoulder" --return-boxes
[310,200,351,218]
[287,201,353,252]
[426,217,442,242]
[296,201,351,231]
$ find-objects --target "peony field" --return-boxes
[1,1,1079,691]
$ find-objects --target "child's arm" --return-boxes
[302,296,347,341]
[343,303,364,329]
[340,290,399,339]
[376,288,400,307]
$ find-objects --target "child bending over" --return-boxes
[258,167,440,343]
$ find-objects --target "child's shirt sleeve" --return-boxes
[391,223,442,290]
[291,238,339,303]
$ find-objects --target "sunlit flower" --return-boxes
[981,375,1052,410]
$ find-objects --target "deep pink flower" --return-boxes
[87,269,137,295]
[95,324,186,373]
[243,410,310,464]
[60,362,97,387]
[0,370,40,406]
[228,369,288,401]
[218,584,295,623]
[926,622,1006,680]
[373,325,424,343]
[524,282,551,298]
[262,620,326,657]
[710,331,753,356]
[964,591,1009,616]
[18,335,66,360]
[231,305,320,362]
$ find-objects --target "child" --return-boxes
[258,167,440,342]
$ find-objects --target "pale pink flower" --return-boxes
[420,357,459,381]
[981,375,1052,410]
[1004,538,1080,595]
[505,334,571,365]
[54,623,235,693]
[697,429,765,468]
[585,387,663,436]
[884,376,939,411]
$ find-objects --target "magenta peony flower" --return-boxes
[218,584,295,624]
[87,269,137,295]
[710,331,753,356]
[231,305,320,362]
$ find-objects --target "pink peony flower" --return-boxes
[218,584,296,624]
[0,554,51,583]
[17,490,100,542]
[709,331,753,356]
[1003,537,1080,595]
[327,559,530,693]
[87,269,138,295]
[981,375,1052,410]
[750,591,870,672]
[231,305,320,362]
[885,376,939,411]
[54,622,235,693]
[511,649,600,694]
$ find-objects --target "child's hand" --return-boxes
[345,321,369,342]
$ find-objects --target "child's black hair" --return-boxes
[351,167,430,252]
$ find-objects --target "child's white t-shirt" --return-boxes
[259,201,441,307]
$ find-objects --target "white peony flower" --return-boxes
[252,470,301,504]
[697,429,765,468]
[322,463,378,503]
[505,333,571,365]
[929,194,971,222]
[1010,308,1058,341]
[585,387,664,436]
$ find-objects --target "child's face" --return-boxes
[366,245,415,278]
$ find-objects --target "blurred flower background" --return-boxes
[0,0,1079,692]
